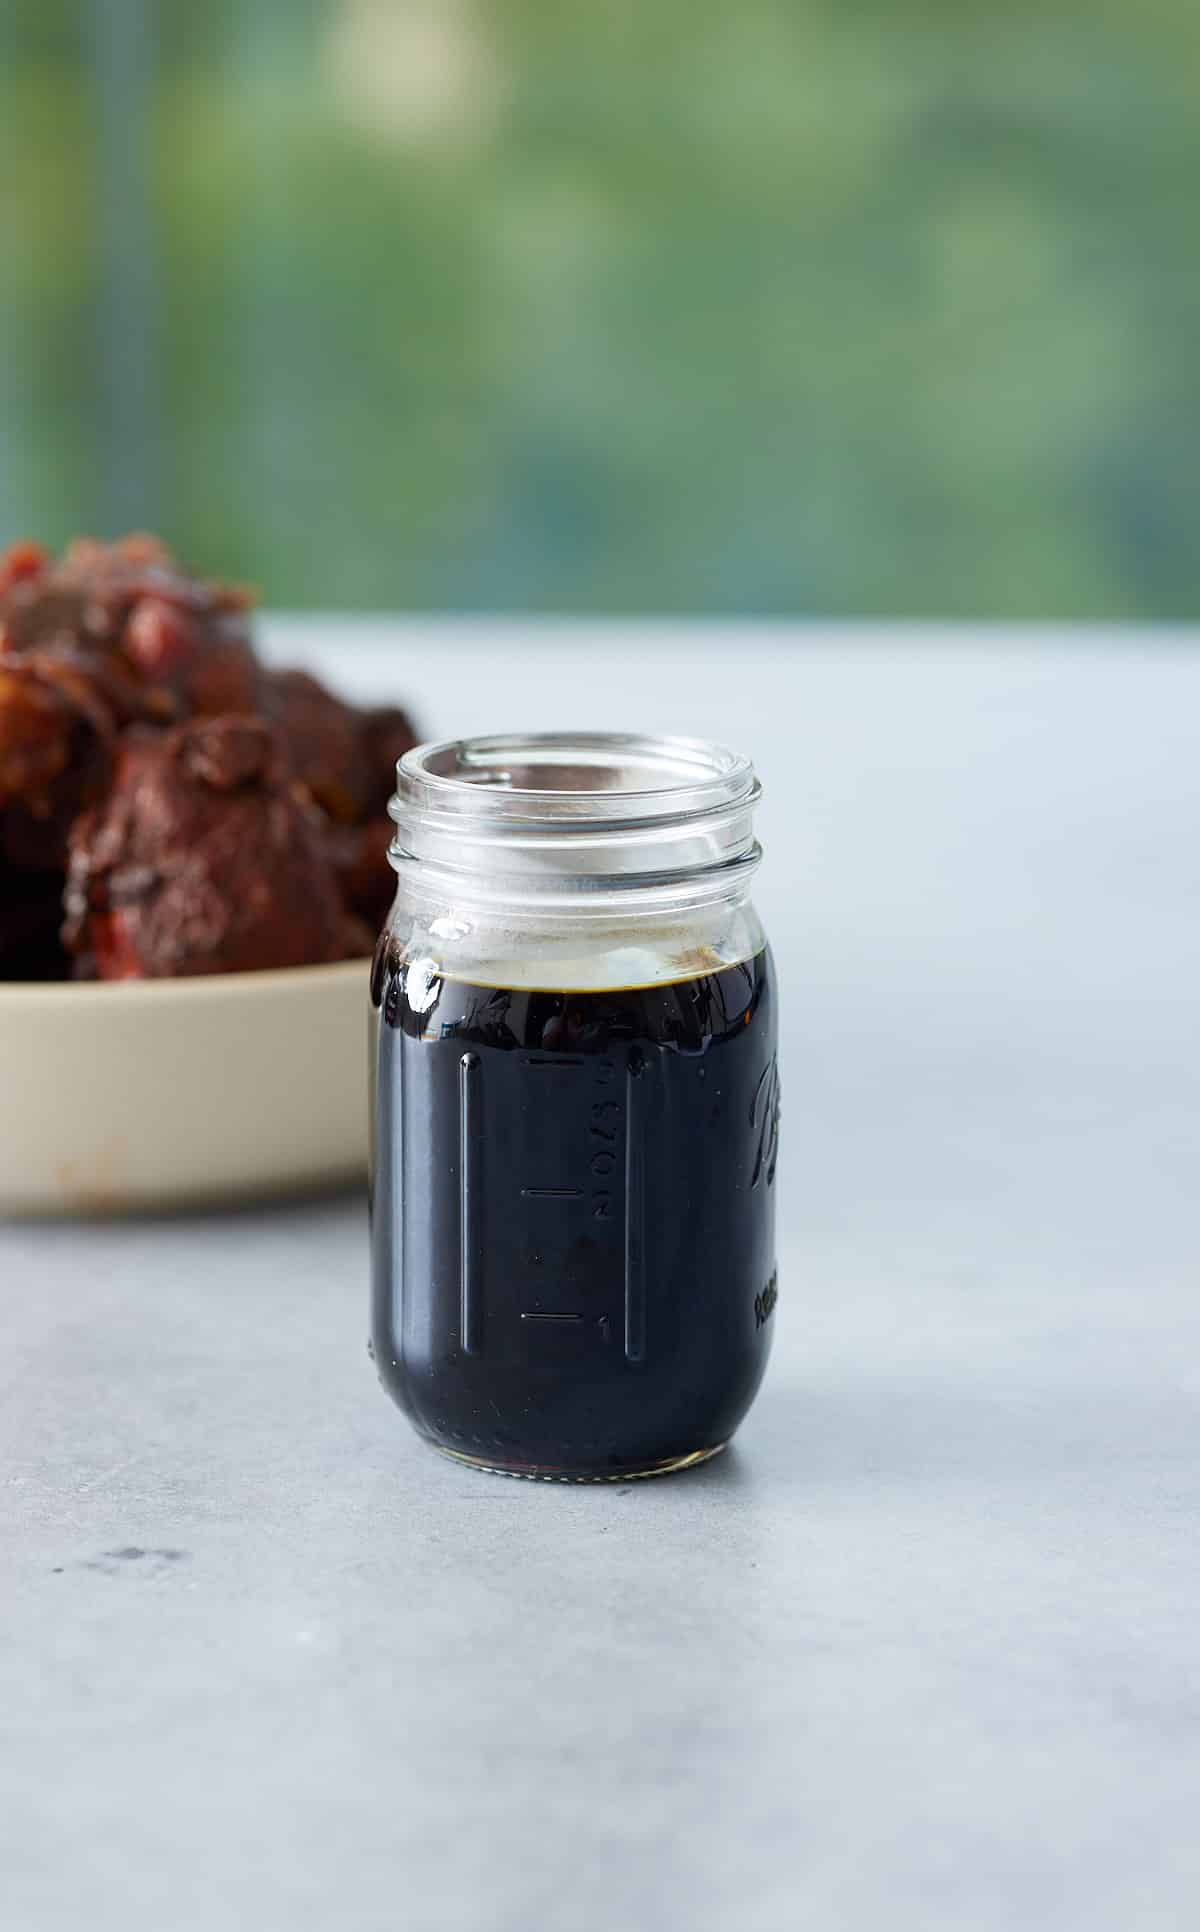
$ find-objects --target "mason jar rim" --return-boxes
[388,730,762,903]
[393,731,758,828]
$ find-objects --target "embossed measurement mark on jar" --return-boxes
[459,1051,483,1355]
[623,1052,645,1365]
[590,1056,619,1224]
[505,1047,636,1351]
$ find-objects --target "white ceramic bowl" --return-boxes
[0,959,370,1216]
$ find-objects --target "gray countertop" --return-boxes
[3,626,1198,1931]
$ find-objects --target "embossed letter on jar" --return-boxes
[369,733,779,1481]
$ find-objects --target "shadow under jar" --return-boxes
[369,732,779,1481]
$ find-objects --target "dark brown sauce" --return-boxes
[369,948,778,1478]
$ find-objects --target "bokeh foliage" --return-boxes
[3,1,1198,615]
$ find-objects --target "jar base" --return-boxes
[428,1440,728,1484]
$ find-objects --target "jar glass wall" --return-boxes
[369,733,779,1481]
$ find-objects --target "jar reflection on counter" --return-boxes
[369,733,779,1481]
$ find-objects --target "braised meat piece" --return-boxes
[323,818,396,933]
[261,668,369,824]
[361,703,420,813]
[64,716,363,979]
[0,653,119,872]
[262,672,416,823]
[339,702,414,924]
[0,532,419,977]
[263,674,415,927]
[0,533,260,721]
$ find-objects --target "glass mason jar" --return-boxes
[369,732,779,1481]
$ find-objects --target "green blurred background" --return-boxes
[3,0,1198,617]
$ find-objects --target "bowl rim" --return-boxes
[0,954,371,1008]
